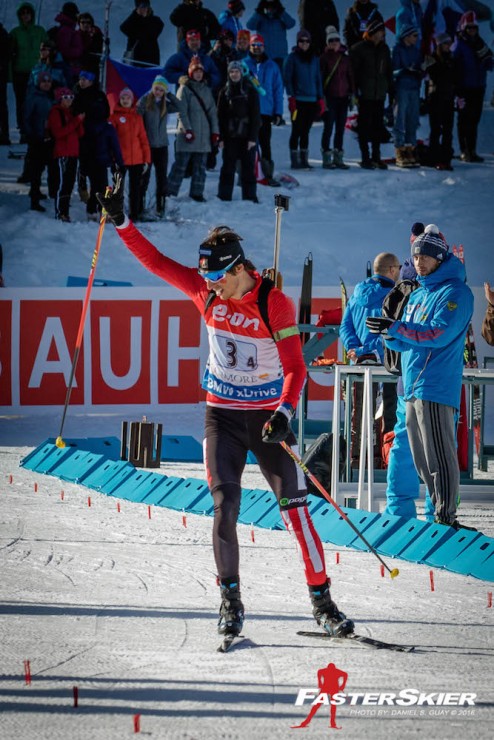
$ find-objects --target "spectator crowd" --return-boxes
[1,1,492,221]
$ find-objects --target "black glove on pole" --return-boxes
[96,173,125,226]
[262,404,294,443]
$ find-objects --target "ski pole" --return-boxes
[280,441,399,579]
[55,194,111,448]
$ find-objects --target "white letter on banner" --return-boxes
[167,316,202,386]
[99,316,142,390]
[29,317,75,388]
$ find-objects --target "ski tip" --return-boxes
[390,568,400,579]
[55,436,66,449]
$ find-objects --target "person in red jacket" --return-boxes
[96,179,356,642]
[110,87,151,221]
[48,86,85,222]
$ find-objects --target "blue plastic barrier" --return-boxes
[399,522,455,563]
[351,513,406,552]
[139,476,183,505]
[447,535,494,577]
[49,451,106,484]
[21,443,77,474]
[424,528,481,568]
[66,276,132,287]
[161,435,203,462]
[82,459,135,492]
[159,477,210,512]
[377,519,432,558]
[238,488,277,525]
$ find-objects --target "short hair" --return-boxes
[373,252,400,274]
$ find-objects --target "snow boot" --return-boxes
[218,577,244,636]
[290,150,301,169]
[260,157,280,186]
[395,146,409,168]
[309,580,354,637]
[156,195,165,218]
[300,149,312,169]
[333,149,350,170]
[322,150,335,169]
[405,145,420,167]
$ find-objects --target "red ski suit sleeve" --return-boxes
[116,221,306,410]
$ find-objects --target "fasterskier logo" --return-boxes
[292,660,477,729]
[292,662,348,730]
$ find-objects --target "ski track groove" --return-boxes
[32,645,96,677]
[132,572,149,593]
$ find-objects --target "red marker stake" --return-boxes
[182,510,187,528]
[24,660,31,685]
[117,501,121,513]
[250,524,255,543]
[134,714,141,733]
[488,592,492,608]
[9,474,13,484]
[380,564,385,578]
[429,570,435,592]
[73,686,79,708]
[335,552,340,565]
[34,482,38,493]
[148,505,152,520]
[87,496,91,507]
[60,490,65,501]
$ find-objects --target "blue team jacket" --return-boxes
[340,275,395,361]
[386,254,473,410]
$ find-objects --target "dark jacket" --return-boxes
[85,120,123,168]
[80,25,104,76]
[169,1,221,48]
[426,49,457,102]
[72,83,110,128]
[120,10,164,67]
[298,0,339,55]
[350,38,393,101]
[320,44,354,99]
[454,32,493,92]
[53,12,84,73]
[344,1,383,49]
[283,45,323,101]
[217,77,261,141]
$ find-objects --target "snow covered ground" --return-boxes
[1,1,494,738]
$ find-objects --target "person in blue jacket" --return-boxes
[246,0,296,74]
[392,24,423,168]
[395,0,423,43]
[366,225,474,530]
[243,33,284,186]
[340,251,400,467]
[219,1,245,45]
[453,11,493,163]
[164,29,221,91]
[283,30,324,170]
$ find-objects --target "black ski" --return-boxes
[217,634,246,653]
[297,630,415,653]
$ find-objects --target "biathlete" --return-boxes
[97,177,354,639]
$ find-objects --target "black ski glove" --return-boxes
[261,404,294,444]
[365,316,394,335]
[96,173,125,226]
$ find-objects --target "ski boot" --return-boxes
[309,580,354,637]
[218,577,244,636]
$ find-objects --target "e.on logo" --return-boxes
[292,662,348,730]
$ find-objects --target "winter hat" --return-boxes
[188,56,204,77]
[37,71,52,84]
[79,70,96,82]
[186,29,201,41]
[237,29,251,42]
[228,60,244,74]
[198,231,245,274]
[119,87,134,101]
[297,29,312,43]
[460,10,478,31]
[135,0,150,7]
[228,0,245,13]
[435,32,452,45]
[55,86,74,102]
[411,224,449,262]
[62,2,79,20]
[249,33,264,45]
[326,25,340,43]
[399,24,419,41]
[365,18,385,36]
[152,75,168,90]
